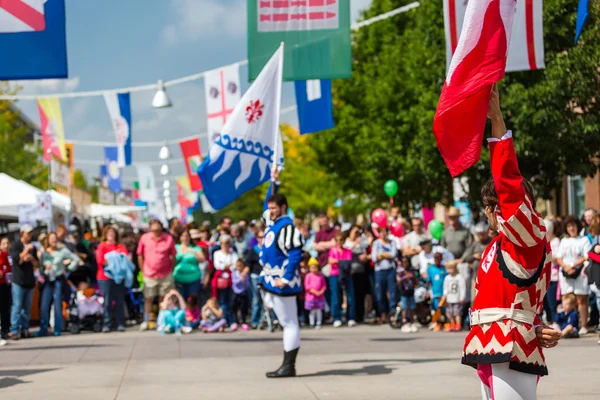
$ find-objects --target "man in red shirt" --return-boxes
[312,213,337,269]
[137,219,177,331]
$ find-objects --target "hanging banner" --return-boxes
[135,165,157,202]
[64,142,74,185]
[99,165,108,187]
[104,146,122,193]
[178,138,204,191]
[443,0,545,73]
[247,0,351,81]
[294,79,334,135]
[0,0,68,80]
[103,92,132,167]
[37,97,66,162]
[50,157,69,188]
[133,181,140,200]
[175,176,197,210]
[575,0,589,44]
[204,64,241,148]
[198,45,284,210]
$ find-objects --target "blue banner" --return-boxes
[575,0,589,44]
[104,92,132,166]
[99,165,108,187]
[104,146,122,193]
[0,0,68,80]
[294,79,334,135]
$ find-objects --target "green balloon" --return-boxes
[428,220,444,241]
[383,180,398,197]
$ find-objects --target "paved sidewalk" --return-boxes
[0,325,597,399]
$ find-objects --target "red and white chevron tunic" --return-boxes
[462,133,551,376]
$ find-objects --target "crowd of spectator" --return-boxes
[0,207,599,345]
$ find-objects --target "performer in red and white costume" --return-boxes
[462,85,561,400]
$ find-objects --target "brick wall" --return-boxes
[585,171,600,211]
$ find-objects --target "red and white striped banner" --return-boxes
[258,0,339,32]
[443,0,545,72]
[0,0,46,33]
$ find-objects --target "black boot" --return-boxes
[266,348,299,378]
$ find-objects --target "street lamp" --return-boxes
[159,144,170,160]
[152,80,172,108]
[160,164,169,176]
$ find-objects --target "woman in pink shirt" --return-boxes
[95,225,128,332]
[327,232,357,328]
[304,258,326,329]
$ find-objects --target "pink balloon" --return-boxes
[390,220,404,238]
[371,208,388,229]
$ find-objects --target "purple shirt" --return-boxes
[231,270,250,294]
[315,227,336,267]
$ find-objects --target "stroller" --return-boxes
[391,285,432,329]
[125,287,145,325]
[258,289,280,333]
[66,287,104,334]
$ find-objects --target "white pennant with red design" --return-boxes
[198,44,284,210]
[0,0,46,33]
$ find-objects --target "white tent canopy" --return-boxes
[0,173,72,219]
[89,204,145,218]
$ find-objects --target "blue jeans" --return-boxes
[10,283,34,335]
[40,277,65,334]
[543,281,559,323]
[217,288,233,326]
[98,279,125,330]
[250,275,263,326]
[375,268,397,315]
[175,280,202,302]
[329,275,356,322]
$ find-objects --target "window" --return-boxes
[567,176,585,217]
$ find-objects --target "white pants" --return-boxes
[478,363,538,400]
[309,309,323,326]
[263,292,300,351]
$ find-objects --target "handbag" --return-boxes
[350,253,366,275]
[216,271,230,289]
[561,265,583,279]
[339,259,352,279]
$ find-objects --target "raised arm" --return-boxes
[487,85,546,248]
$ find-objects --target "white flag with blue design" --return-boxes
[198,44,284,210]
[103,92,132,168]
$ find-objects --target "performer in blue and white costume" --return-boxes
[259,176,303,378]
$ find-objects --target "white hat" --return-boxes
[20,224,34,233]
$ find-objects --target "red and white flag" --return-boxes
[179,138,203,191]
[204,64,241,148]
[434,0,517,177]
[443,0,544,73]
[0,0,47,33]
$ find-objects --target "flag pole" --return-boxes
[272,42,285,179]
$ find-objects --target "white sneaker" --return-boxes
[400,324,411,333]
[579,327,589,336]
[348,320,357,327]
[181,326,193,334]
[139,321,149,331]
[410,323,419,333]
[0,339,6,346]
[316,324,322,330]
[333,320,342,328]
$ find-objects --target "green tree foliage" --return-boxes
[0,84,48,189]
[73,169,89,191]
[312,0,600,208]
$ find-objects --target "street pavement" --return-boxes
[0,324,597,399]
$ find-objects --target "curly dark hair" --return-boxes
[481,178,535,209]
[563,215,582,234]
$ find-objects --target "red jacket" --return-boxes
[0,250,12,285]
[462,134,550,377]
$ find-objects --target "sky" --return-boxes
[14,0,374,204]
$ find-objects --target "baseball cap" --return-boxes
[474,222,489,233]
[20,224,34,233]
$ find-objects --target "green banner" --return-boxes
[247,0,351,81]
